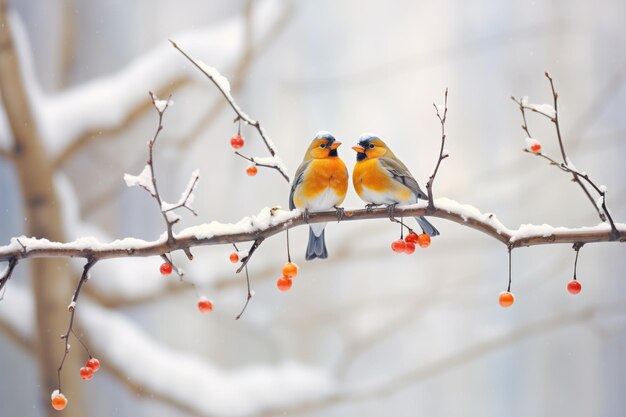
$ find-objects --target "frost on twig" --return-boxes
[512,73,620,240]
[169,40,291,183]
[124,92,201,243]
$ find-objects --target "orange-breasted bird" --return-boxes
[352,133,440,236]
[289,131,349,260]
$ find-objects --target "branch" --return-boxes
[1,200,624,263]
[512,74,606,221]
[426,88,449,210]
[169,41,290,183]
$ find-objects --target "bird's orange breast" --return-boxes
[353,159,392,194]
[293,157,348,208]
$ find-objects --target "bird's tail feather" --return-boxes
[415,216,440,237]
[306,225,328,260]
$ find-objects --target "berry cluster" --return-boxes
[277,262,298,292]
[51,356,100,411]
[391,231,431,255]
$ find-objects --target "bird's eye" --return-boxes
[320,143,326,149]
[368,143,375,149]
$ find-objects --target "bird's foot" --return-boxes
[365,203,380,212]
[303,208,310,224]
[387,203,399,221]
[334,206,345,222]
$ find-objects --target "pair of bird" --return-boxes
[289,131,440,260]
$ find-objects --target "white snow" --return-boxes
[251,156,288,174]
[154,98,173,113]
[524,137,541,151]
[124,165,156,196]
[599,185,607,193]
[526,103,556,118]
[197,62,232,94]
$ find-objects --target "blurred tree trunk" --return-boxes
[0,2,86,416]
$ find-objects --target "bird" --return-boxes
[351,133,440,236]
[289,131,349,260]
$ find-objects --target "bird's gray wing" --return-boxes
[289,159,312,210]
[379,157,427,200]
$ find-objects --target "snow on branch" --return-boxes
[512,72,619,239]
[0,200,623,265]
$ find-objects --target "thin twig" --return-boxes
[426,88,449,210]
[572,242,583,280]
[169,40,290,183]
[235,264,253,320]
[236,238,264,274]
[0,257,18,298]
[57,257,97,392]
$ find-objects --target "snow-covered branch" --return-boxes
[1,200,623,265]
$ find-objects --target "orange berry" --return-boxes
[391,239,406,253]
[160,262,172,275]
[417,233,431,248]
[246,165,258,176]
[229,252,239,263]
[86,357,100,372]
[51,392,67,411]
[530,143,542,154]
[277,277,292,292]
[79,366,94,381]
[567,279,581,295]
[404,241,415,254]
[230,134,245,149]
[282,262,299,278]
[405,232,419,244]
[197,297,214,314]
[498,291,515,308]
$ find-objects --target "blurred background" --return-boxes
[0,1,625,416]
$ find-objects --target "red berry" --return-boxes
[405,232,419,244]
[404,241,415,254]
[229,252,239,263]
[417,233,431,248]
[86,357,100,372]
[498,291,515,308]
[530,143,542,154]
[230,134,245,149]
[197,297,214,314]
[277,277,292,292]
[160,262,172,275]
[391,239,406,253]
[51,392,67,411]
[246,165,258,176]
[282,262,299,278]
[79,366,94,381]
[567,279,582,295]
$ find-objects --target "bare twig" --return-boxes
[426,88,449,210]
[169,41,290,183]
[0,257,18,297]
[512,74,606,221]
[57,257,97,392]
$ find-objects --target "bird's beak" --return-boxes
[330,141,342,150]
[352,145,365,152]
